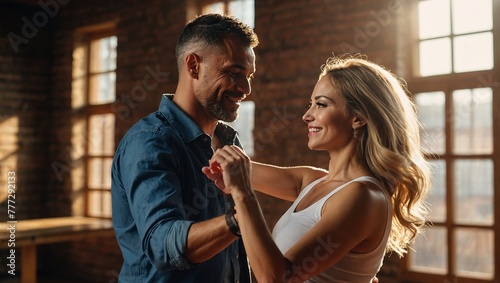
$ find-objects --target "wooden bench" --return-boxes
[0,216,115,283]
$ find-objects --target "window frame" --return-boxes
[399,1,500,282]
[72,24,117,219]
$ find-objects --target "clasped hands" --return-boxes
[202,145,253,196]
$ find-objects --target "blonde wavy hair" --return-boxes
[320,55,431,257]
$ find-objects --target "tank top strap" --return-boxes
[318,176,381,203]
[312,176,390,217]
[292,176,327,209]
[298,176,327,197]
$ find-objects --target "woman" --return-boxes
[203,55,431,282]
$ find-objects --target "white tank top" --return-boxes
[271,176,392,283]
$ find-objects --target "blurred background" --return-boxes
[0,0,498,282]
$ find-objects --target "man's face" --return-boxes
[195,38,256,122]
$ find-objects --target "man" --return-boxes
[111,14,259,282]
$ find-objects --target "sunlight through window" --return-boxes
[72,31,116,218]
[417,0,493,76]
[201,0,255,28]
[406,1,497,281]
[411,87,495,279]
[0,117,18,203]
[228,101,255,157]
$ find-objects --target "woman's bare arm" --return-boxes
[251,161,327,201]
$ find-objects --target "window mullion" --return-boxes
[445,89,455,277]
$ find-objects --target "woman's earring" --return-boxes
[353,128,357,139]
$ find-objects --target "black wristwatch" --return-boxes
[225,208,241,237]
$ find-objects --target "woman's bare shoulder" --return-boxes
[299,166,328,190]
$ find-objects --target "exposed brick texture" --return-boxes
[0,3,51,222]
[0,0,408,281]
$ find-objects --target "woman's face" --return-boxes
[302,75,355,151]
[194,38,256,123]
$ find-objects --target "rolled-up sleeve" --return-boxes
[118,130,195,271]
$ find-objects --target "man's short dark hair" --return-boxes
[175,14,259,65]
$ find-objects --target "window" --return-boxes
[187,0,256,156]
[402,0,498,281]
[417,0,493,76]
[412,89,495,279]
[187,0,255,28]
[201,0,255,28]
[72,25,117,218]
[228,101,255,156]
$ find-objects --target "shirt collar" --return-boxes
[159,94,239,146]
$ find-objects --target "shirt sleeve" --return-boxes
[116,131,195,271]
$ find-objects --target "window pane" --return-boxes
[203,1,255,28]
[87,157,112,190]
[88,190,112,218]
[89,72,116,104]
[409,226,447,274]
[452,88,492,154]
[454,159,493,225]
[455,228,494,279]
[90,36,117,73]
[418,0,450,39]
[88,158,103,189]
[453,32,494,73]
[202,2,224,14]
[228,101,255,156]
[103,158,112,189]
[88,114,115,155]
[452,0,492,34]
[419,38,452,76]
[427,160,446,222]
[229,0,255,28]
[414,91,445,154]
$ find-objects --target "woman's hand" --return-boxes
[202,158,226,190]
[202,145,252,196]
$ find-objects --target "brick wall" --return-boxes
[0,2,53,278]
[1,0,407,281]
[0,2,52,221]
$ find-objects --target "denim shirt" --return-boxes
[112,94,250,283]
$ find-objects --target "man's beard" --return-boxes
[206,96,238,122]
[202,90,241,122]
